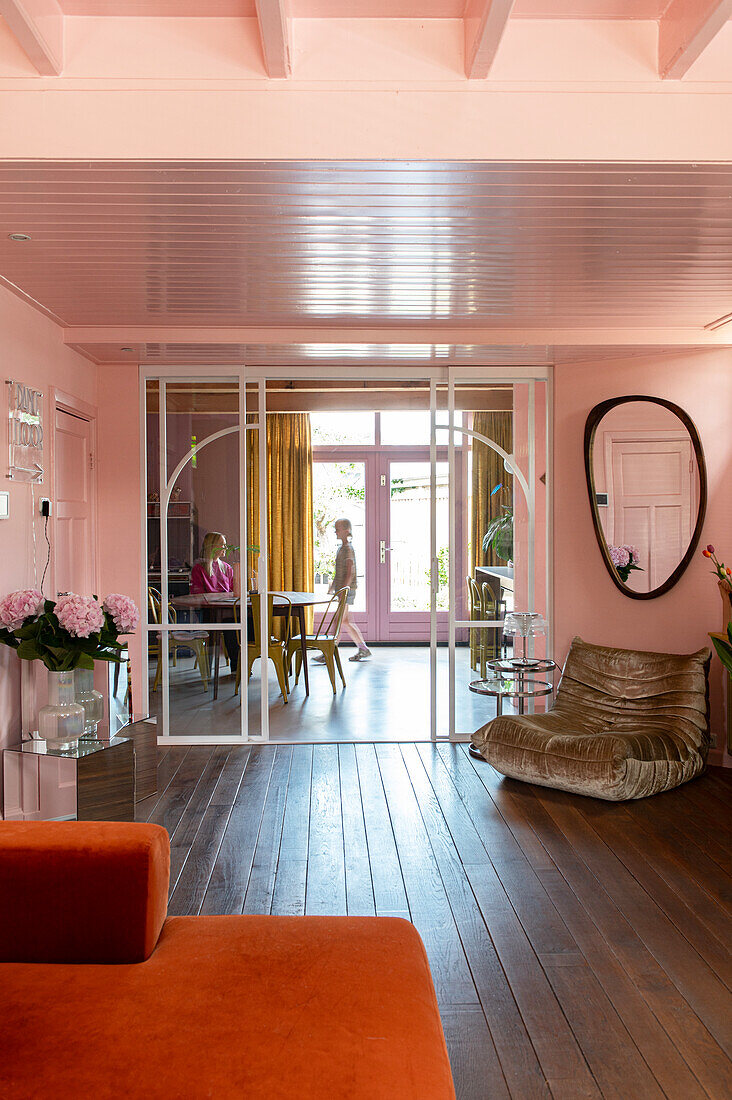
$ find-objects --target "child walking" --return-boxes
[318,518,371,662]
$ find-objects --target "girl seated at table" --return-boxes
[191,531,238,672]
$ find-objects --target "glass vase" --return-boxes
[38,670,85,748]
[74,667,104,736]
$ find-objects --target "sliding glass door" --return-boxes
[142,366,550,744]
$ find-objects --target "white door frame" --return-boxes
[140,363,552,745]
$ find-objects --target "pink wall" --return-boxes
[87,351,732,767]
[0,284,98,778]
[554,349,732,764]
[96,364,143,715]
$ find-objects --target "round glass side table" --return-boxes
[468,658,557,760]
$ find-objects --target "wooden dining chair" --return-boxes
[148,587,210,692]
[289,587,349,694]
[235,594,291,703]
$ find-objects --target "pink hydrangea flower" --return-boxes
[103,593,140,634]
[609,545,630,568]
[55,593,105,638]
[0,588,45,631]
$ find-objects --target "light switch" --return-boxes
[0,491,9,518]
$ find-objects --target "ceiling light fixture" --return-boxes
[8,232,31,242]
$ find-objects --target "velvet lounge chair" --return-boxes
[472,637,711,801]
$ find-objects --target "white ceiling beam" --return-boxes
[254,0,291,79]
[0,0,63,76]
[659,0,732,80]
[62,326,732,348]
[464,0,516,80]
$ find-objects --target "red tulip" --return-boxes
[726,568,731,576]
[702,550,711,558]
[707,544,715,553]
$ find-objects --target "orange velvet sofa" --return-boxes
[0,821,455,1100]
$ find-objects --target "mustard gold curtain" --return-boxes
[246,413,314,629]
[470,411,513,575]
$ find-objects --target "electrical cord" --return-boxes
[41,514,51,593]
[31,482,38,586]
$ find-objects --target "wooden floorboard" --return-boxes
[146,744,732,1100]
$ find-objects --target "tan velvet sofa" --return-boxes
[472,637,711,801]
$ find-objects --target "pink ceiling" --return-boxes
[58,2,258,15]
[57,1,668,18]
[70,341,555,365]
[3,160,732,343]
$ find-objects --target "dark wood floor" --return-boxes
[137,744,732,1100]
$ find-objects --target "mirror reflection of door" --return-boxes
[607,437,693,593]
[55,406,95,596]
[591,399,701,595]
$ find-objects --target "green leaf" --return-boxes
[712,636,732,677]
[16,640,41,661]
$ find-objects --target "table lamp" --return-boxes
[503,612,546,667]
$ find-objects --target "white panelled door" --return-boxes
[55,407,95,596]
[610,437,693,592]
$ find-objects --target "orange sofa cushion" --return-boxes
[0,821,169,964]
[1,915,455,1099]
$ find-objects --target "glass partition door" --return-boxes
[143,368,550,744]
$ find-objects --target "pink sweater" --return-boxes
[190,559,234,594]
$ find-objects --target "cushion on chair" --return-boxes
[0,821,170,963]
[472,637,711,800]
[2,916,455,1100]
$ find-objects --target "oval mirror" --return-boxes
[584,396,707,600]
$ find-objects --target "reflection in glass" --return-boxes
[589,399,703,594]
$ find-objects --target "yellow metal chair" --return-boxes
[466,576,504,677]
[466,576,482,673]
[289,587,349,694]
[235,594,291,703]
[148,588,210,692]
[480,579,507,662]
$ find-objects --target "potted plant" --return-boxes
[0,590,139,746]
[482,484,513,563]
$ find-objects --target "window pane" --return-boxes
[380,410,462,446]
[313,462,366,612]
[310,411,375,446]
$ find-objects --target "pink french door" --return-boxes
[313,447,465,644]
[377,454,453,642]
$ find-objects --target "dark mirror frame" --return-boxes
[584,395,707,601]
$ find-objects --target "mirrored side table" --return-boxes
[468,658,557,760]
[3,736,135,822]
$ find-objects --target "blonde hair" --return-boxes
[335,518,352,537]
[202,531,226,577]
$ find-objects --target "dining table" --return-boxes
[170,591,330,700]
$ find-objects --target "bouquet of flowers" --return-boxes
[702,544,732,593]
[0,590,139,672]
[607,544,643,584]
